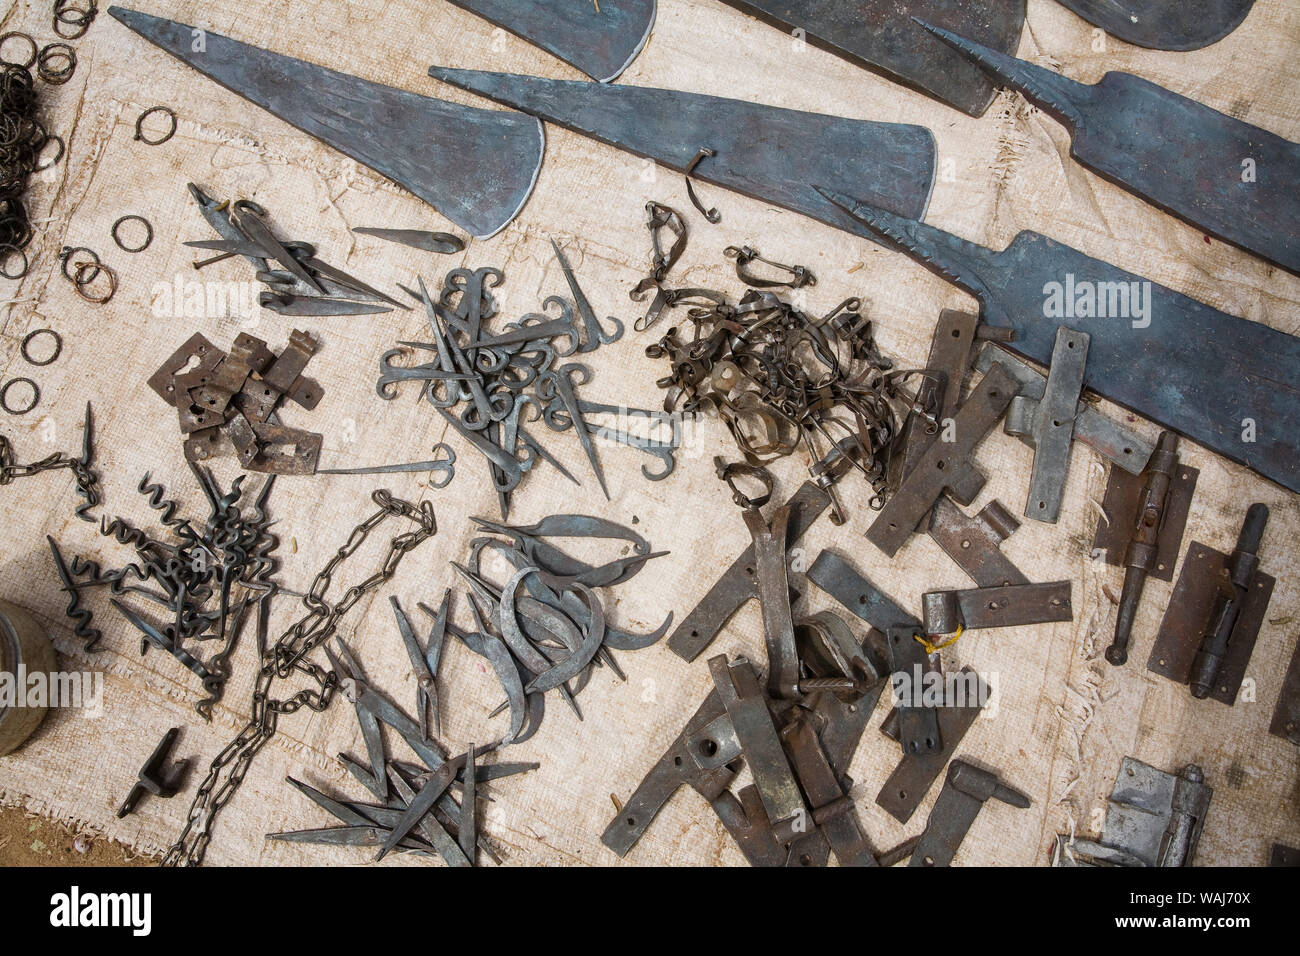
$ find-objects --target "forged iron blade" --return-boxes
[817,187,1300,495]
[428,67,936,240]
[353,227,466,254]
[925,24,1300,276]
[109,7,544,239]
[447,0,656,83]
[1054,0,1254,51]
[714,0,1026,117]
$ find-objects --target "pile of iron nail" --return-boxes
[47,462,281,720]
[376,245,679,515]
[636,204,908,517]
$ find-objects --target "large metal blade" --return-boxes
[1054,0,1254,51]
[108,7,544,239]
[428,67,936,238]
[714,0,1026,117]
[817,188,1300,495]
[446,0,656,83]
[926,25,1300,276]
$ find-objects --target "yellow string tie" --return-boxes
[914,624,963,655]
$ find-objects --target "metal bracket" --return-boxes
[1269,638,1300,746]
[600,690,739,858]
[867,362,1016,557]
[974,343,1153,475]
[927,496,1027,588]
[667,480,833,662]
[1057,758,1212,867]
[117,727,190,818]
[1093,452,1198,583]
[1148,539,1275,706]
[921,580,1073,634]
[1001,326,1090,522]
[806,551,940,757]
[876,668,987,823]
[908,760,1030,866]
[779,712,877,866]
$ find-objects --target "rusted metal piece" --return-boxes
[1102,432,1195,666]
[1271,843,1300,866]
[877,668,987,824]
[117,728,190,818]
[1148,522,1275,706]
[890,309,979,490]
[927,497,1027,588]
[1054,0,1253,51]
[445,0,655,83]
[921,580,1072,634]
[110,8,544,239]
[1094,435,1198,582]
[713,0,1027,117]
[867,363,1017,557]
[741,502,800,700]
[779,712,877,866]
[1270,638,1300,746]
[667,480,833,662]
[909,760,1030,866]
[709,655,810,845]
[600,691,739,857]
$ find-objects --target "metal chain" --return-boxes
[162,489,437,867]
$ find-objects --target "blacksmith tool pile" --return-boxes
[638,208,905,522]
[270,635,538,866]
[185,184,411,317]
[147,329,326,475]
[46,462,280,719]
[607,460,1033,866]
[375,250,680,515]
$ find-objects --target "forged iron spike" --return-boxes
[1053,0,1254,51]
[299,257,408,308]
[258,291,394,317]
[817,187,1300,495]
[550,238,623,349]
[445,0,655,83]
[922,22,1299,274]
[518,427,581,486]
[353,227,466,254]
[427,66,936,246]
[111,8,544,238]
[714,0,1025,117]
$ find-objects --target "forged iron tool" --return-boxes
[908,760,1030,866]
[921,581,1072,634]
[713,1,1026,117]
[445,0,655,83]
[1052,0,1254,52]
[818,189,1300,495]
[926,23,1297,274]
[1057,758,1211,867]
[427,67,936,246]
[1148,504,1273,704]
[110,8,543,239]
[117,728,190,818]
[390,595,448,742]
[353,227,465,255]
[974,345,1153,475]
[1003,326,1089,523]
[926,498,1026,589]
[1103,431,1189,666]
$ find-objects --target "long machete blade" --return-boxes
[108,7,543,239]
[428,67,936,237]
[713,0,1025,117]
[816,187,1300,495]
[926,24,1300,276]
[446,0,656,83]
[1054,0,1254,52]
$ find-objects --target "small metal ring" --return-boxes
[0,243,29,280]
[37,42,77,84]
[53,0,97,40]
[21,328,62,366]
[0,32,38,70]
[60,245,100,283]
[73,260,116,303]
[1,377,39,415]
[134,106,177,146]
[35,133,65,172]
[112,214,153,252]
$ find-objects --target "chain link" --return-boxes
[162,490,436,867]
